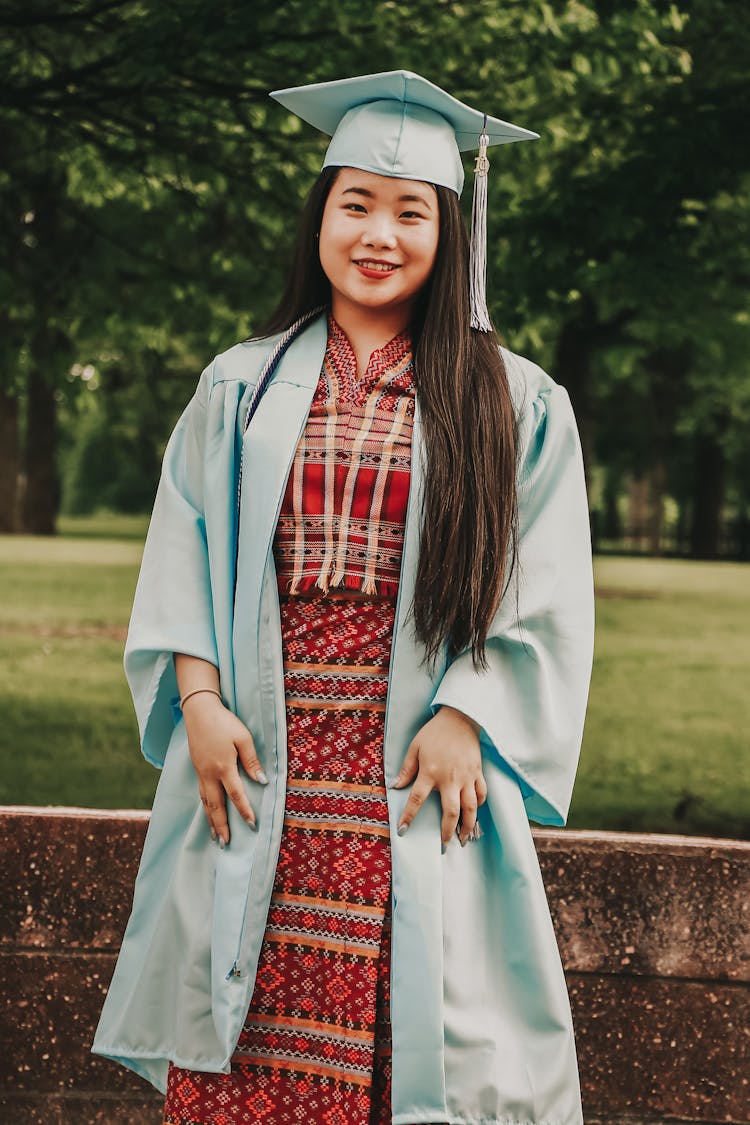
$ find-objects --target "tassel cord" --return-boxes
[469,125,492,333]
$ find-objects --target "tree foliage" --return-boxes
[1,0,748,554]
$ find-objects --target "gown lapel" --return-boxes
[232,313,328,733]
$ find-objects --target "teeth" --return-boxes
[357,261,396,272]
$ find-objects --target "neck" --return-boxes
[330,295,412,377]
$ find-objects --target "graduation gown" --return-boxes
[92,312,594,1125]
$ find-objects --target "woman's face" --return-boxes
[318,167,439,320]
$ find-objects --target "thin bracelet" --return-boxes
[179,687,223,709]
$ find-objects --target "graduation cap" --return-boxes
[270,70,539,332]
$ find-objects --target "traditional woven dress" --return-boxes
[163,317,420,1125]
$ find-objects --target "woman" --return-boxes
[93,71,595,1125]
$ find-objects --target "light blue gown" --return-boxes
[92,313,594,1125]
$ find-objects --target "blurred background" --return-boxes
[1,0,748,837]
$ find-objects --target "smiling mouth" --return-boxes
[353,259,400,272]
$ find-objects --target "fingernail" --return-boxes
[397,824,408,837]
[210,828,217,841]
[441,842,448,855]
[218,836,226,850]
[459,836,468,848]
[246,818,258,831]
[256,770,268,785]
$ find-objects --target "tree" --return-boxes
[491,0,750,557]
[2,0,748,551]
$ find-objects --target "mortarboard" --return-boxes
[270,70,539,331]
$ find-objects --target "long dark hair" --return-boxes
[260,167,518,670]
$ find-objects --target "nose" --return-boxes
[361,212,397,251]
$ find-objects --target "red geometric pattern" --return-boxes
[273,315,414,600]
[163,596,439,1124]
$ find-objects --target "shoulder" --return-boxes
[499,344,575,425]
[207,332,285,389]
[499,346,580,471]
[499,345,558,414]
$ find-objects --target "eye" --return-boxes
[343,202,367,213]
[400,210,425,220]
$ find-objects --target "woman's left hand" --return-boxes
[391,705,487,848]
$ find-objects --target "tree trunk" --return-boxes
[647,458,667,556]
[689,430,726,559]
[601,464,622,542]
[18,170,75,535]
[676,501,690,557]
[642,347,691,558]
[627,474,649,552]
[21,363,59,535]
[0,389,19,532]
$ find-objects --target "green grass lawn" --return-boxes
[1,518,748,839]
[569,558,750,839]
[0,526,156,808]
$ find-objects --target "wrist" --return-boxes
[180,687,224,713]
[439,705,480,736]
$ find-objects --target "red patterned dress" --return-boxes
[164,317,421,1125]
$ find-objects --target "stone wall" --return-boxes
[1,807,748,1124]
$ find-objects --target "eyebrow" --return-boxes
[341,186,433,211]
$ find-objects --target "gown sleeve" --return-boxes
[430,371,595,826]
[124,361,220,769]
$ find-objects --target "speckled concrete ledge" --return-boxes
[0,1093,163,1123]
[1,808,748,1124]
[536,830,750,984]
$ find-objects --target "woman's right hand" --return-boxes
[182,693,268,846]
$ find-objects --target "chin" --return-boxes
[350,281,418,308]
[355,291,402,307]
